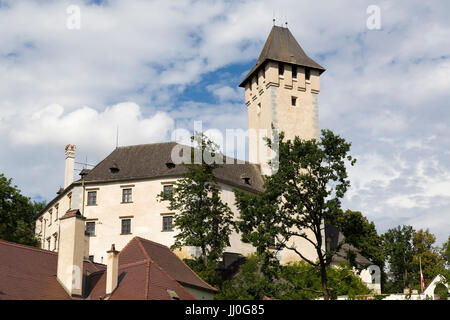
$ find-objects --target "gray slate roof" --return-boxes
[239,26,326,87]
[76,142,265,192]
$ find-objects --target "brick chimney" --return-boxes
[64,144,76,189]
[106,244,120,296]
[57,209,86,298]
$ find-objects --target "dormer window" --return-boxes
[165,162,175,169]
[240,174,251,185]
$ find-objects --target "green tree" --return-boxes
[440,236,450,269]
[216,256,370,300]
[281,261,370,300]
[215,254,282,300]
[382,225,415,293]
[158,133,234,267]
[235,129,356,300]
[0,173,45,246]
[334,209,384,268]
[412,229,445,290]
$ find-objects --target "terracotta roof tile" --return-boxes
[0,237,207,300]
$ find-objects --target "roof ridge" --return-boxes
[144,260,151,300]
[134,237,216,292]
[135,237,154,263]
[116,141,177,149]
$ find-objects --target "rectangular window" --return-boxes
[291,96,297,106]
[55,204,59,221]
[53,233,58,251]
[292,66,297,79]
[163,185,173,196]
[86,221,96,236]
[121,219,131,234]
[88,255,94,262]
[48,210,52,225]
[47,237,51,250]
[122,188,132,203]
[305,68,311,81]
[278,63,284,76]
[162,216,174,232]
[68,193,72,209]
[87,191,97,205]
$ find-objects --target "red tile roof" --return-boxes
[119,237,217,292]
[0,239,102,300]
[0,237,214,300]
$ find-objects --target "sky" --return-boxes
[0,0,449,243]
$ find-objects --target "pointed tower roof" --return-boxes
[239,26,325,87]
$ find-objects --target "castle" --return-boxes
[35,25,325,267]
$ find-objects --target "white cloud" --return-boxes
[1,0,450,243]
[9,102,175,154]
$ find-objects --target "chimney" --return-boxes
[64,144,76,189]
[106,244,120,295]
[57,209,86,298]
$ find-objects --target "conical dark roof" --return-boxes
[239,26,325,87]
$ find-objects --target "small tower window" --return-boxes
[305,68,311,81]
[278,63,284,76]
[291,96,297,106]
[292,66,297,79]
[257,103,261,115]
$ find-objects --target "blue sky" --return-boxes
[0,0,449,243]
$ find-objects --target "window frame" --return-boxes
[162,215,174,232]
[291,96,297,107]
[122,188,133,203]
[48,209,52,226]
[163,185,173,196]
[87,190,97,206]
[121,218,132,235]
[86,221,96,237]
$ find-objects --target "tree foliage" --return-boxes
[411,229,445,289]
[235,129,356,300]
[440,236,450,269]
[0,173,45,246]
[215,254,282,300]
[281,261,370,300]
[158,133,234,266]
[215,254,370,300]
[382,225,415,293]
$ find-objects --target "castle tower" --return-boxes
[240,26,325,175]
